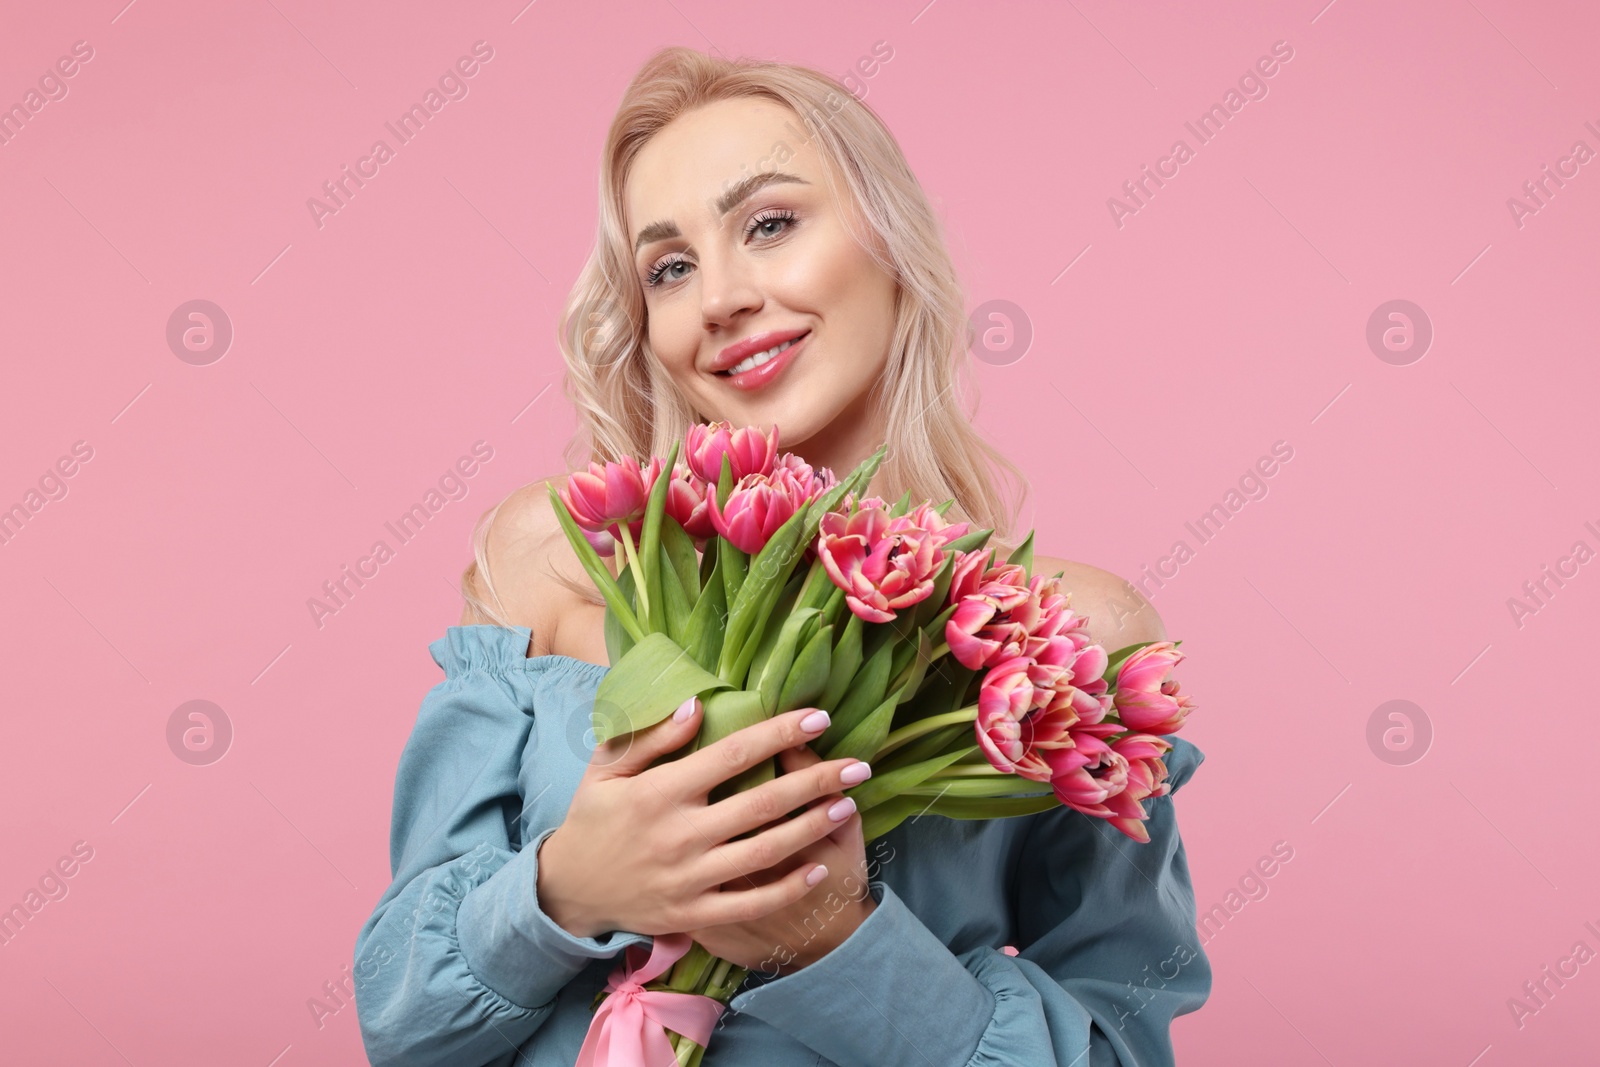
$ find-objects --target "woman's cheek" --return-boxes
[649,319,698,379]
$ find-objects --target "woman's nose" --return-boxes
[698,251,762,328]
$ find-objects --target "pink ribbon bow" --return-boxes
[574,933,727,1067]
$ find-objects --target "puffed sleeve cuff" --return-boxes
[727,878,994,1066]
[456,824,653,1010]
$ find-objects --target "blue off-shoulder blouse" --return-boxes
[354,625,1211,1066]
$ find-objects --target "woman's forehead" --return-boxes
[625,99,822,223]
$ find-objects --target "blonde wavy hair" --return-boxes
[461,45,1029,624]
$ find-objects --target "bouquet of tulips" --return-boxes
[550,422,1197,1067]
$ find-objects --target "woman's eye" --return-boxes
[643,211,797,289]
[746,210,796,241]
[645,257,690,288]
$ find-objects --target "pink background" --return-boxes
[2,1,1595,1063]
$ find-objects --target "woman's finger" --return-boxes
[777,739,823,774]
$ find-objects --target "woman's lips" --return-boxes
[718,331,808,392]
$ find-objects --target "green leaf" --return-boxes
[945,662,979,713]
[693,688,775,805]
[822,681,905,763]
[903,777,1055,799]
[911,553,958,632]
[918,602,959,649]
[658,542,692,645]
[876,721,970,773]
[716,452,736,506]
[660,516,701,605]
[1005,529,1035,574]
[792,555,834,614]
[929,794,1059,819]
[778,622,832,713]
[818,636,894,753]
[844,746,974,812]
[683,544,727,673]
[605,567,637,664]
[724,513,808,684]
[546,483,646,643]
[858,787,1059,841]
[888,628,934,703]
[757,607,822,716]
[748,569,809,685]
[822,583,848,629]
[888,488,913,516]
[860,796,922,842]
[591,632,731,744]
[820,611,863,711]
[944,526,994,555]
[638,439,681,633]
[729,509,805,624]
[699,534,718,590]
[720,542,747,624]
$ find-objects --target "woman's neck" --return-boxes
[787,390,887,486]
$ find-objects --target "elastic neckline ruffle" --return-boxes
[430,624,611,681]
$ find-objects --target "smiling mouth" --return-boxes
[716,332,809,375]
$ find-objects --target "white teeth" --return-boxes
[726,336,800,375]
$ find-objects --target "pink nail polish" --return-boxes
[840,762,872,785]
[828,797,856,821]
[805,865,828,887]
[800,709,830,733]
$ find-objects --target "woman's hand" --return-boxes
[681,739,877,976]
[535,700,873,950]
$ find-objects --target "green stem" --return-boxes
[927,760,1008,779]
[877,704,977,759]
[617,522,651,627]
[666,956,744,1066]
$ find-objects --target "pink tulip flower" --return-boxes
[1114,679,1196,736]
[559,456,649,531]
[1010,682,1086,783]
[975,656,1041,773]
[558,456,663,555]
[817,504,952,623]
[899,502,971,549]
[707,468,809,555]
[660,462,715,540]
[1115,641,1184,692]
[1043,725,1129,818]
[685,421,778,484]
[772,452,838,503]
[947,548,994,607]
[1112,641,1193,735]
[945,563,1032,669]
[1101,734,1173,842]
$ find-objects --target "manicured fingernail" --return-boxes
[828,797,856,822]
[840,761,873,785]
[800,709,830,733]
[805,864,828,887]
[673,697,697,723]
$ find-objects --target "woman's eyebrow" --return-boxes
[633,171,810,253]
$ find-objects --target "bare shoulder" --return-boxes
[458,475,607,655]
[1033,554,1168,651]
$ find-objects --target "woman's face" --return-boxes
[624,97,899,463]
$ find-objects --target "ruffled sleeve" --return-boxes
[726,737,1211,1066]
[353,626,651,1067]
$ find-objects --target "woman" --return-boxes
[355,46,1209,1066]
